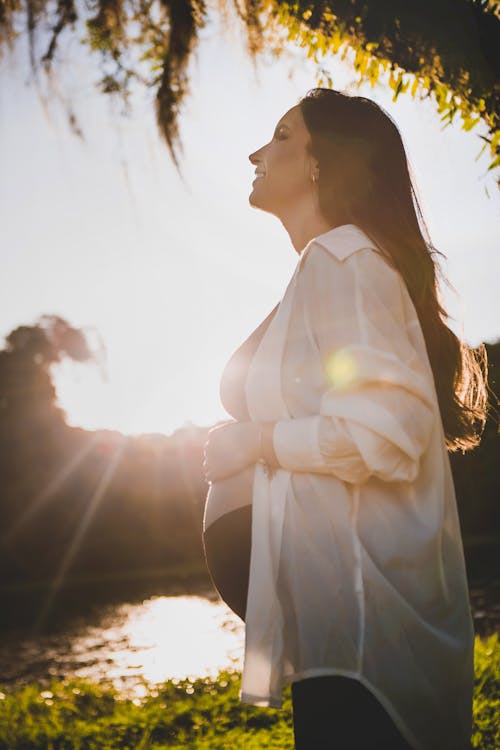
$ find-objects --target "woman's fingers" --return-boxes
[203,422,253,482]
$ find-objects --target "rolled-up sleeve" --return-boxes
[272,245,436,484]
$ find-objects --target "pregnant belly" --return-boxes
[203,464,255,533]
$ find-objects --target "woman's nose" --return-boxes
[249,146,265,165]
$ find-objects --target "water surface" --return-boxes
[0,574,497,700]
[0,585,244,700]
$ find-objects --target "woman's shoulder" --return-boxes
[299,238,402,294]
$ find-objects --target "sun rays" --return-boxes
[32,437,128,631]
[2,431,103,548]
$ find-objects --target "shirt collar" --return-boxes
[299,223,377,262]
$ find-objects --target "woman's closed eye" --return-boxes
[274,127,288,140]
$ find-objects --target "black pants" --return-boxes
[203,505,414,750]
[291,674,413,749]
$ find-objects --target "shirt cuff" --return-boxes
[272,415,325,472]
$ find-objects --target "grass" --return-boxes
[0,633,497,749]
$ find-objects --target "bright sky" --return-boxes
[1,3,498,437]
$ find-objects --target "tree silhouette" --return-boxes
[0,315,95,439]
[0,0,498,183]
[0,316,211,595]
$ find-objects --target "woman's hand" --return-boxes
[203,421,260,483]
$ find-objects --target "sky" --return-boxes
[1,2,498,437]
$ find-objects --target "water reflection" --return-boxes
[0,594,244,699]
[0,578,498,701]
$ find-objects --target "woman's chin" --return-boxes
[249,186,266,207]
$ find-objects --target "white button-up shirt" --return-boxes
[241,224,474,750]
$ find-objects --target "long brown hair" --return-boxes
[299,87,488,452]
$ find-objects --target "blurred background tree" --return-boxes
[0,316,211,587]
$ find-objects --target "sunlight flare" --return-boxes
[2,432,102,546]
[33,439,127,631]
[325,348,358,389]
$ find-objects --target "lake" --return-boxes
[0,569,498,701]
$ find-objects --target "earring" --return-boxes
[312,174,318,184]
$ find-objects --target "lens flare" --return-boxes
[325,349,358,389]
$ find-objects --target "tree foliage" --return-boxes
[0,0,498,183]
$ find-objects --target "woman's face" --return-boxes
[248,105,317,217]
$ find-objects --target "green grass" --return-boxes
[0,633,498,749]
[471,632,500,750]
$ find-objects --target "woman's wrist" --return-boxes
[254,421,280,468]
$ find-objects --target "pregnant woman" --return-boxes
[202,88,487,750]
